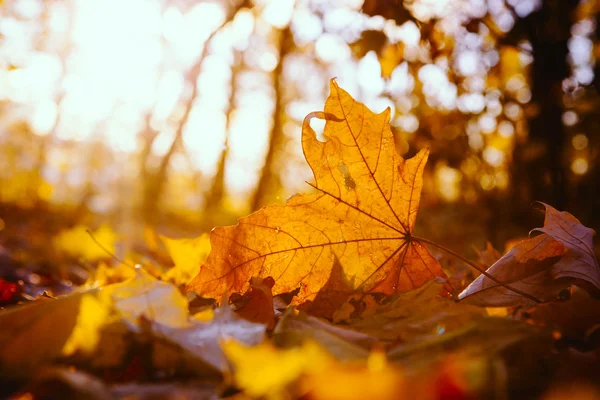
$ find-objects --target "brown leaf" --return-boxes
[520,288,600,348]
[274,310,374,359]
[152,306,266,373]
[474,241,502,269]
[459,204,600,307]
[532,203,600,290]
[231,276,276,329]
[187,80,447,312]
[346,281,486,344]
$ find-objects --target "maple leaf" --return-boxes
[187,80,446,306]
[458,203,600,307]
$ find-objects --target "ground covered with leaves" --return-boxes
[1,82,600,400]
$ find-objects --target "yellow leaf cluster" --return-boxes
[223,340,405,400]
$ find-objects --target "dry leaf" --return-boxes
[160,234,211,286]
[231,276,276,329]
[532,203,600,290]
[102,268,191,330]
[153,306,266,372]
[187,80,446,311]
[458,233,567,306]
[222,339,405,400]
[346,280,486,343]
[0,269,195,376]
[0,290,108,376]
[222,339,332,398]
[459,204,600,307]
[474,241,502,269]
[274,311,374,359]
[520,288,600,347]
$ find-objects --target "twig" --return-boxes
[412,235,542,303]
[85,229,137,270]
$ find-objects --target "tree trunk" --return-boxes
[250,27,292,211]
[511,0,576,225]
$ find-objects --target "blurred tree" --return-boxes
[1,0,599,242]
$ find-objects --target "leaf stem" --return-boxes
[86,229,137,270]
[412,236,542,304]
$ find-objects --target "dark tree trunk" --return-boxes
[511,0,577,225]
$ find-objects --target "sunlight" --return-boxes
[571,157,589,175]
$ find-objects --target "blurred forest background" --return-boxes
[1,0,599,254]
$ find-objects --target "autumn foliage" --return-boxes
[1,82,600,399]
[187,80,447,312]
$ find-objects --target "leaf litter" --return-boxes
[1,80,600,399]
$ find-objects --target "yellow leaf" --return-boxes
[161,234,210,286]
[187,80,447,313]
[222,340,332,398]
[193,308,215,322]
[0,270,194,377]
[54,225,116,262]
[89,261,135,287]
[223,340,406,400]
[101,268,191,329]
[304,350,404,400]
[62,294,111,356]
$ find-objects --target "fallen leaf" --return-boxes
[303,350,406,400]
[0,290,107,376]
[387,317,554,395]
[223,339,405,400]
[345,280,485,343]
[102,268,191,330]
[152,306,266,373]
[532,203,600,291]
[475,241,502,269]
[187,80,446,312]
[231,276,276,329]
[520,288,600,348]
[88,262,135,287]
[458,204,600,307]
[0,267,199,376]
[62,294,111,356]
[160,234,210,286]
[222,339,331,398]
[53,225,116,262]
[274,310,374,359]
[458,233,567,306]
[25,367,113,400]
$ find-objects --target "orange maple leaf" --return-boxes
[187,80,447,305]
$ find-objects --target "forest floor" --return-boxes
[1,201,599,400]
